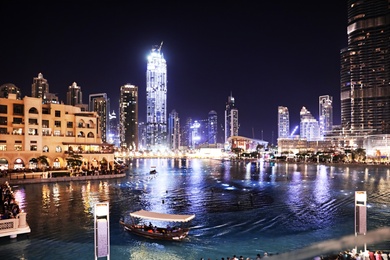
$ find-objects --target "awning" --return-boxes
[130,210,195,222]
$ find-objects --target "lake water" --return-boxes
[1,158,390,260]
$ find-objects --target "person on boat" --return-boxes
[166,225,172,233]
[148,222,153,229]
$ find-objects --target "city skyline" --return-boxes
[0,1,348,143]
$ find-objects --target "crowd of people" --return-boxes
[0,181,21,219]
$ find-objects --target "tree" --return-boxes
[66,153,83,169]
[36,156,49,171]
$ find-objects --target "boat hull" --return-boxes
[120,221,190,241]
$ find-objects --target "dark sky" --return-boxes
[0,1,348,144]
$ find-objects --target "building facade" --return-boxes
[340,0,390,135]
[0,94,114,170]
[89,93,110,143]
[207,110,218,145]
[146,43,167,151]
[168,110,180,151]
[119,84,138,151]
[224,93,239,143]
[31,73,49,99]
[319,95,333,138]
[66,82,83,107]
[278,106,290,138]
[0,83,21,99]
[300,106,320,141]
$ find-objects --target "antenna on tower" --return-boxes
[158,41,163,52]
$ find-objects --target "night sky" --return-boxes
[0,1,348,144]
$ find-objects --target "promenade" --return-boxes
[0,170,126,185]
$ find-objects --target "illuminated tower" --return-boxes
[146,42,167,151]
[319,95,333,138]
[208,110,218,145]
[278,106,290,138]
[89,93,110,143]
[120,84,138,151]
[224,93,238,143]
[66,82,83,106]
[300,106,320,141]
[31,73,49,99]
[340,0,390,134]
[168,110,180,150]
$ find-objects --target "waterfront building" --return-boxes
[168,110,180,151]
[146,42,167,151]
[319,95,333,139]
[340,0,390,135]
[300,106,320,141]
[208,110,218,145]
[0,94,114,170]
[0,83,21,99]
[224,93,239,143]
[180,117,192,150]
[119,84,138,151]
[278,106,290,138]
[227,136,268,152]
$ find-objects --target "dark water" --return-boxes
[1,159,390,260]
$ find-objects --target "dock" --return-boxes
[0,212,30,238]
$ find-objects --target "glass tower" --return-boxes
[146,42,167,151]
[66,82,83,106]
[300,106,320,141]
[120,84,138,151]
[224,93,238,143]
[340,0,390,134]
[278,106,290,138]
[319,95,333,138]
[168,109,180,150]
[31,73,49,99]
[89,93,110,143]
[208,110,218,145]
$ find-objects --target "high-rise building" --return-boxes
[89,93,110,143]
[300,106,320,141]
[119,84,138,151]
[168,110,180,151]
[224,93,238,143]
[278,106,290,138]
[319,95,333,138]
[66,82,83,106]
[208,110,218,145]
[31,73,49,99]
[0,83,21,99]
[340,0,390,134]
[146,42,167,151]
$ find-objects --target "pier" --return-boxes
[0,212,30,239]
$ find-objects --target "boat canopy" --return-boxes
[130,210,195,222]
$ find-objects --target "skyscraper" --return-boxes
[208,110,218,145]
[340,0,390,134]
[224,93,238,143]
[146,42,167,151]
[108,110,120,147]
[300,106,320,141]
[31,73,49,99]
[319,95,333,138]
[278,106,290,138]
[66,82,83,106]
[119,84,138,151]
[168,110,180,151]
[89,93,110,143]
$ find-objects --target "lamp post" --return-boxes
[355,191,367,252]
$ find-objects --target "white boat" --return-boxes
[119,209,195,241]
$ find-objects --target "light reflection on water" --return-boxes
[1,159,390,260]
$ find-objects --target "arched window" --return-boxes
[29,107,39,114]
[43,145,49,152]
[78,131,85,137]
[56,146,62,152]
[87,132,94,138]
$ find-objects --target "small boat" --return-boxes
[150,166,157,174]
[119,209,195,241]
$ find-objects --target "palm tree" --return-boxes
[36,155,49,171]
[66,153,83,169]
